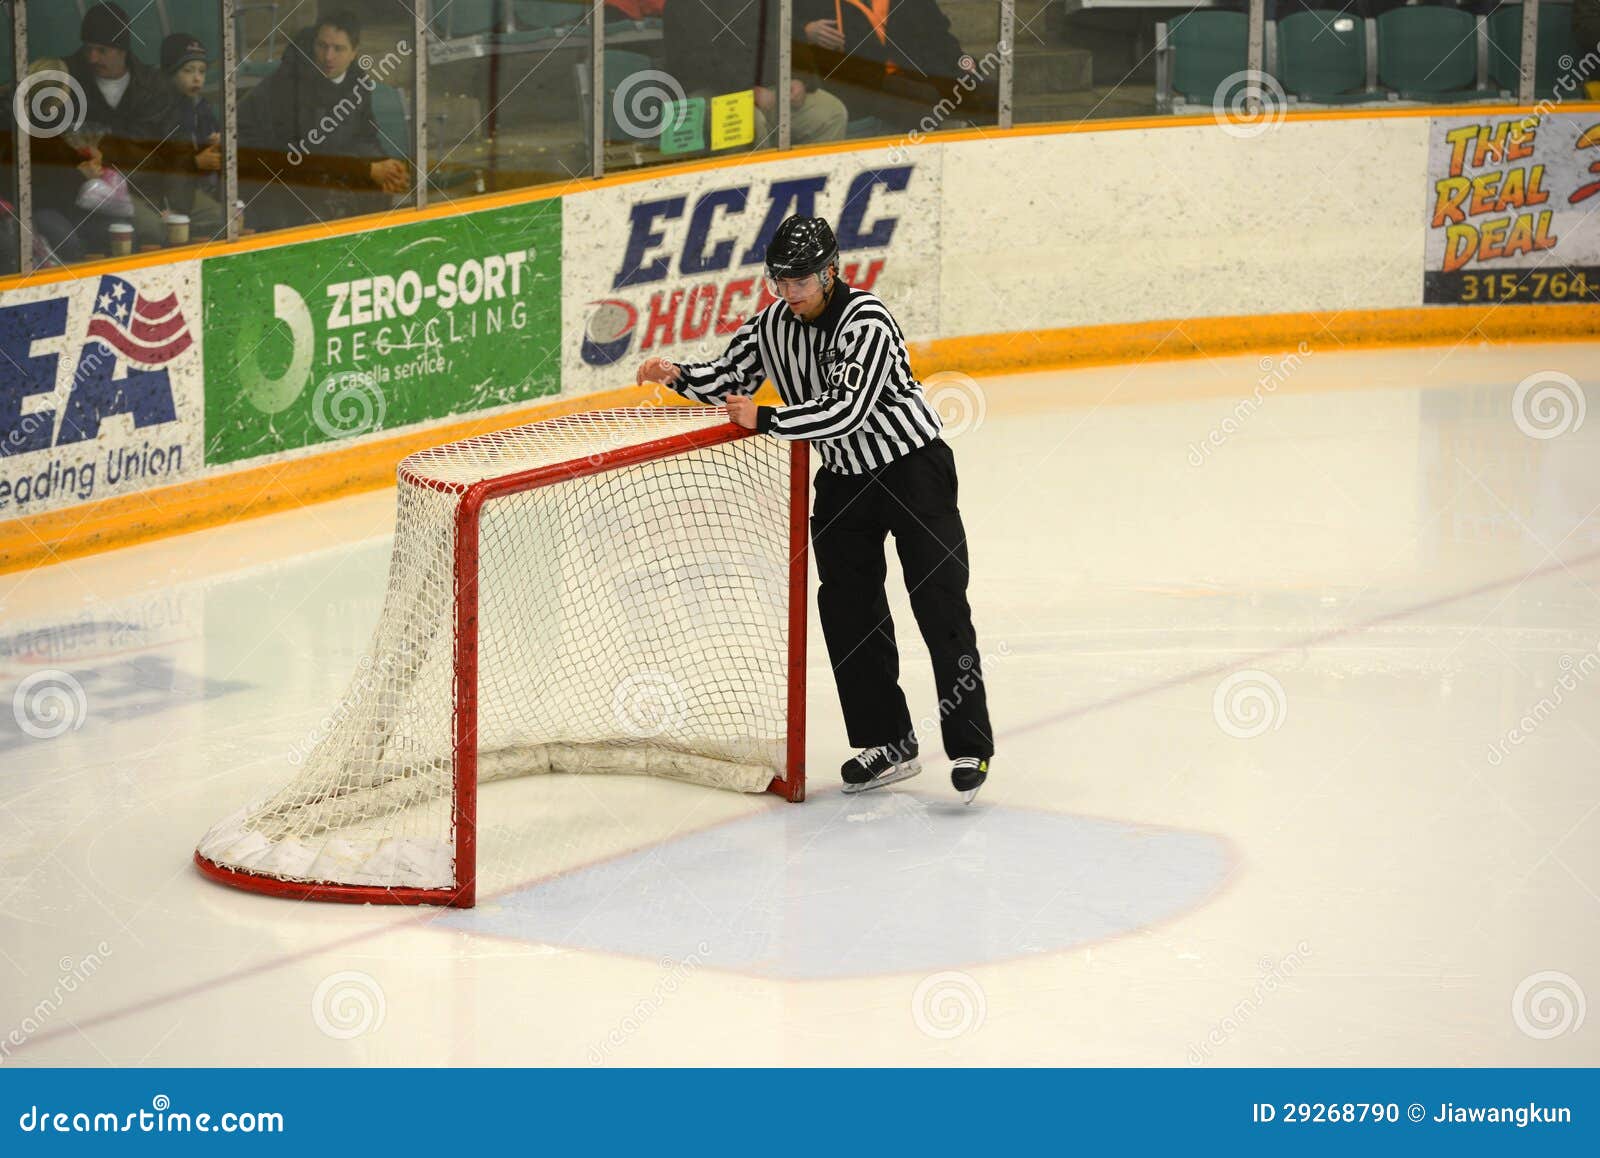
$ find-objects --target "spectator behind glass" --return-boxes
[237,12,409,231]
[664,0,847,148]
[161,33,226,242]
[1,60,117,266]
[797,0,997,135]
[64,2,193,251]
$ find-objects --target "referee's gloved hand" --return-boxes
[725,393,759,430]
[636,356,680,386]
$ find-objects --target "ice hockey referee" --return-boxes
[636,214,994,802]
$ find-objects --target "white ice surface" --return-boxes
[2,341,1597,1065]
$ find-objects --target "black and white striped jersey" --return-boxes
[670,285,943,475]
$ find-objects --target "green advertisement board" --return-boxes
[204,200,562,464]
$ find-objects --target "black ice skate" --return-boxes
[840,741,920,795]
[951,756,989,804]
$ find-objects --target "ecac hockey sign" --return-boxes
[567,161,931,374]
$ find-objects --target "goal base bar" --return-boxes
[193,851,472,907]
[194,773,801,907]
[767,771,804,804]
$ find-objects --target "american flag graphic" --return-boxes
[85,275,194,365]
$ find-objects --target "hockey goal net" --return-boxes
[194,406,807,907]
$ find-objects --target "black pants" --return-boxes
[811,439,993,760]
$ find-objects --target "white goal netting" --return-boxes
[197,407,799,898]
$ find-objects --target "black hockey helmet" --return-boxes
[764,215,839,281]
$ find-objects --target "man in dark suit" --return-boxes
[237,11,409,231]
[63,3,188,248]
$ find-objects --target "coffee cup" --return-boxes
[164,213,191,246]
[108,222,134,256]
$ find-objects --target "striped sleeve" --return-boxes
[670,313,766,403]
[765,310,895,441]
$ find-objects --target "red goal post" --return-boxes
[195,407,809,908]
